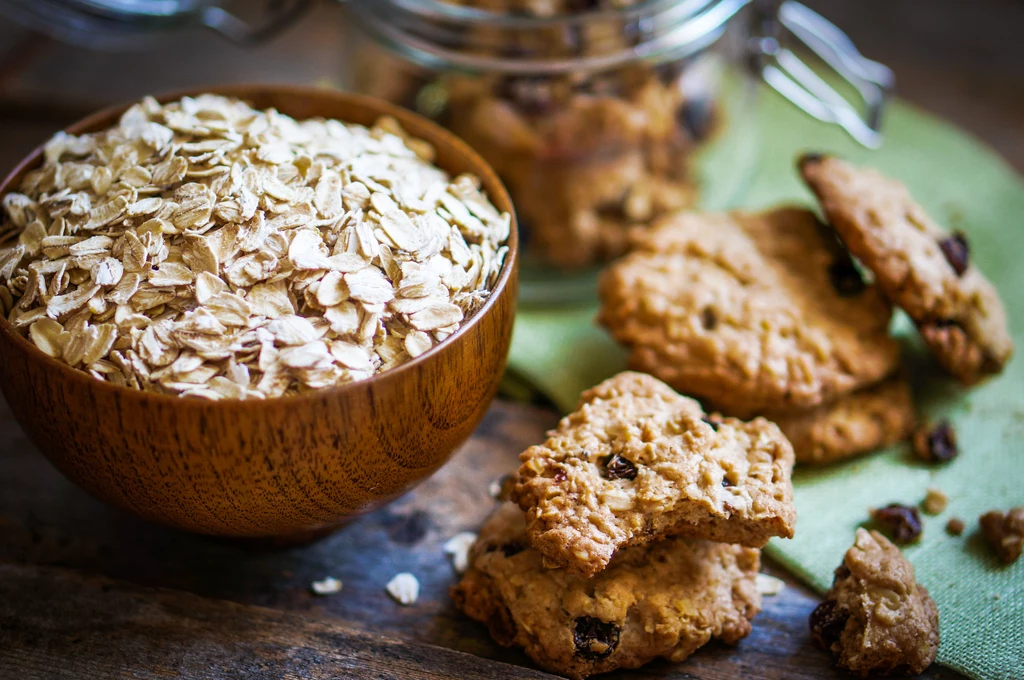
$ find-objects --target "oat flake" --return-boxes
[0,95,509,399]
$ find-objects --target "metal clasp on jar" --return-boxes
[748,0,894,148]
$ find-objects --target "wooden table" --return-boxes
[0,2,1018,678]
[0,397,956,680]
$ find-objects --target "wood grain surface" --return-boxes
[0,563,554,680]
[0,395,961,680]
[0,2,1016,678]
[0,85,519,538]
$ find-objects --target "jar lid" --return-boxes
[382,0,719,23]
[345,0,892,147]
[0,0,311,49]
[346,0,744,74]
[56,0,206,18]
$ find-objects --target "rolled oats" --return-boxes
[386,572,420,606]
[0,95,510,399]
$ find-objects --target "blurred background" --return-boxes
[0,0,1021,173]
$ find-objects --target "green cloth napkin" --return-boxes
[505,87,1024,680]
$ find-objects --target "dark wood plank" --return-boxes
[0,395,959,680]
[0,562,556,680]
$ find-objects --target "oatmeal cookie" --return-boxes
[810,529,939,676]
[762,378,915,465]
[512,372,795,576]
[451,503,761,680]
[800,154,1013,384]
[598,208,900,412]
[446,72,697,269]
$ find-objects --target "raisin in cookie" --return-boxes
[810,529,939,676]
[801,154,1013,384]
[451,503,761,680]
[762,378,915,465]
[598,208,899,413]
[512,371,795,576]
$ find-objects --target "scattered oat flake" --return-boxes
[386,572,420,606]
[443,532,477,574]
[756,573,786,596]
[310,576,343,596]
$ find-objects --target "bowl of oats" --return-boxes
[0,85,517,537]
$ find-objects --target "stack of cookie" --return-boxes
[598,157,1013,465]
[452,371,797,679]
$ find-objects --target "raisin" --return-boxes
[701,307,718,330]
[938,232,970,276]
[603,454,638,481]
[872,503,923,544]
[495,77,555,116]
[833,564,851,582]
[553,468,567,483]
[827,256,866,297]
[702,415,722,432]
[913,419,958,463]
[677,98,714,142]
[573,616,619,660]
[721,477,734,488]
[654,59,685,83]
[799,152,826,171]
[809,600,848,650]
[500,541,525,557]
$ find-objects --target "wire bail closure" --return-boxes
[750,0,894,148]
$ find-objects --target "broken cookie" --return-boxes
[810,528,939,676]
[512,371,795,577]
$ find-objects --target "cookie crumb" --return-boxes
[871,503,923,544]
[809,529,938,675]
[310,576,343,596]
[945,517,966,536]
[979,507,1024,564]
[756,573,786,596]
[922,488,948,515]
[443,531,477,574]
[913,420,958,463]
[386,572,420,606]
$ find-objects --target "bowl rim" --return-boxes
[0,84,519,409]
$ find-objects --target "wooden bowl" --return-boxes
[0,85,518,538]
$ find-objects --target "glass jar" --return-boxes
[0,0,312,49]
[339,0,892,303]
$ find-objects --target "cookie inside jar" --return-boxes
[341,0,759,297]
